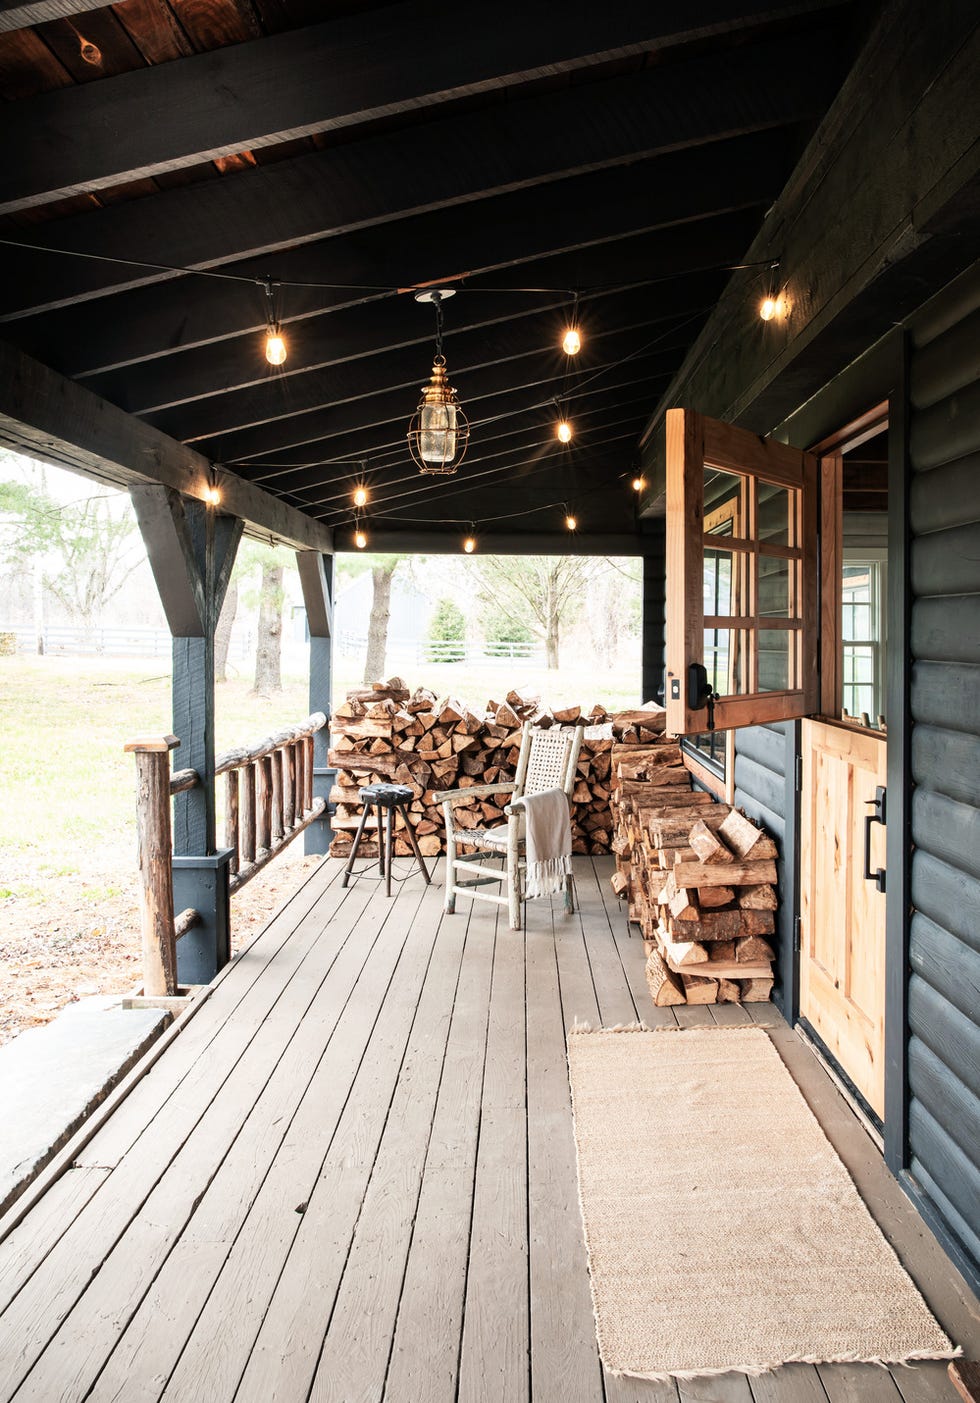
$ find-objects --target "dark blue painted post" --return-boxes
[641,525,666,705]
[297,550,335,855]
[130,485,242,985]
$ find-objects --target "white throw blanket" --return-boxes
[519,787,572,899]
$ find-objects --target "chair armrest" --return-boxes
[433,781,515,804]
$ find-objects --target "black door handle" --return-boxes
[863,785,886,892]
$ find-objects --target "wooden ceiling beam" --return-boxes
[240,360,678,497]
[18,131,786,379]
[0,0,109,31]
[87,220,753,415]
[0,337,334,552]
[0,2,843,211]
[143,298,700,447]
[0,32,837,318]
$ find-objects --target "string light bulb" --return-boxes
[354,527,367,550]
[463,534,476,554]
[353,486,368,507]
[631,476,645,492]
[759,296,778,322]
[265,329,287,365]
[556,419,573,444]
[204,484,221,506]
[262,275,286,365]
[562,292,582,355]
[565,513,578,532]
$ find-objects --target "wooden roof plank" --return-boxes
[0,34,836,315]
[0,3,840,210]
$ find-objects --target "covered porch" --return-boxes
[0,856,974,1402]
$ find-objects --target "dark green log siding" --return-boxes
[907,262,980,1282]
[732,721,794,1016]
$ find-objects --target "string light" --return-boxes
[562,292,582,355]
[354,527,367,549]
[565,512,578,531]
[204,484,221,506]
[759,296,778,322]
[353,485,368,507]
[462,533,477,554]
[556,419,573,444]
[631,476,645,492]
[263,276,286,366]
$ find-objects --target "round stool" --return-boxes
[341,782,432,897]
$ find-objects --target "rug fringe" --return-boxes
[568,1019,651,1036]
[568,1021,766,1037]
[605,1347,963,1383]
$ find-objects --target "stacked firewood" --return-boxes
[326,681,662,860]
[609,737,778,1006]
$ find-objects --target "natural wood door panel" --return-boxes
[800,718,887,1117]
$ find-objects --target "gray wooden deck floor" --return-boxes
[0,856,975,1403]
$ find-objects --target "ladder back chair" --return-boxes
[434,720,586,930]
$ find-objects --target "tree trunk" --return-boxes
[363,565,394,684]
[253,564,284,697]
[545,574,560,668]
[215,580,238,683]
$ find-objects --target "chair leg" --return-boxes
[376,803,385,878]
[564,870,577,916]
[506,821,521,931]
[341,802,372,888]
[442,802,457,913]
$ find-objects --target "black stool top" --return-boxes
[358,782,414,805]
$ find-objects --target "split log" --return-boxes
[688,819,735,864]
[645,950,686,1006]
[672,858,778,889]
[741,978,775,1002]
[681,973,719,1004]
[738,884,778,910]
[736,935,776,963]
[662,940,709,967]
[699,885,735,908]
[719,808,779,859]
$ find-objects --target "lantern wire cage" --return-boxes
[408,290,470,476]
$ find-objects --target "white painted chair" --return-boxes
[434,720,586,930]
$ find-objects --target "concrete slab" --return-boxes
[0,994,169,1215]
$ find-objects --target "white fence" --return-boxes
[334,631,544,666]
[1,624,251,660]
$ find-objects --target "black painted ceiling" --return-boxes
[0,0,876,542]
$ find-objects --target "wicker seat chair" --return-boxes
[434,720,585,930]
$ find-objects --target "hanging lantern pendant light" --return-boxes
[408,290,469,475]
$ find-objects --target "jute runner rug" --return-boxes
[566,1024,959,1381]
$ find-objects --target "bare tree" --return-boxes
[362,554,406,683]
[473,555,596,669]
[214,579,238,683]
[253,562,284,697]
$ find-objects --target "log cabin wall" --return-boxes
[730,721,796,1019]
[904,261,980,1284]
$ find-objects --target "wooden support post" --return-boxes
[271,748,283,843]
[124,735,180,998]
[297,549,334,854]
[641,527,666,705]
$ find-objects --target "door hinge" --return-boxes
[794,914,802,953]
[795,754,803,791]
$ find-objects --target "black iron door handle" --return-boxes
[864,785,886,893]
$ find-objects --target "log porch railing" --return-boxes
[125,712,327,998]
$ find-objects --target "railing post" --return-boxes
[124,735,180,998]
[283,743,295,831]
[224,769,240,876]
[241,760,257,864]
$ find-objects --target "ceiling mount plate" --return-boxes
[414,288,457,304]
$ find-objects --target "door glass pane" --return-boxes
[758,628,793,691]
[758,555,791,618]
[758,482,792,546]
[703,467,744,534]
[703,546,738,617]
[705,628,748,694]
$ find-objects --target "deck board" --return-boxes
[0,856,972,1402]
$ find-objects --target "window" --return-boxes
[841,550,887,724]
[665,408,818,736]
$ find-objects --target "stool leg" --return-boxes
[385,803,395,898]
[376,803,385,878]
[342,802,372,888]
[400,803,431,885]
